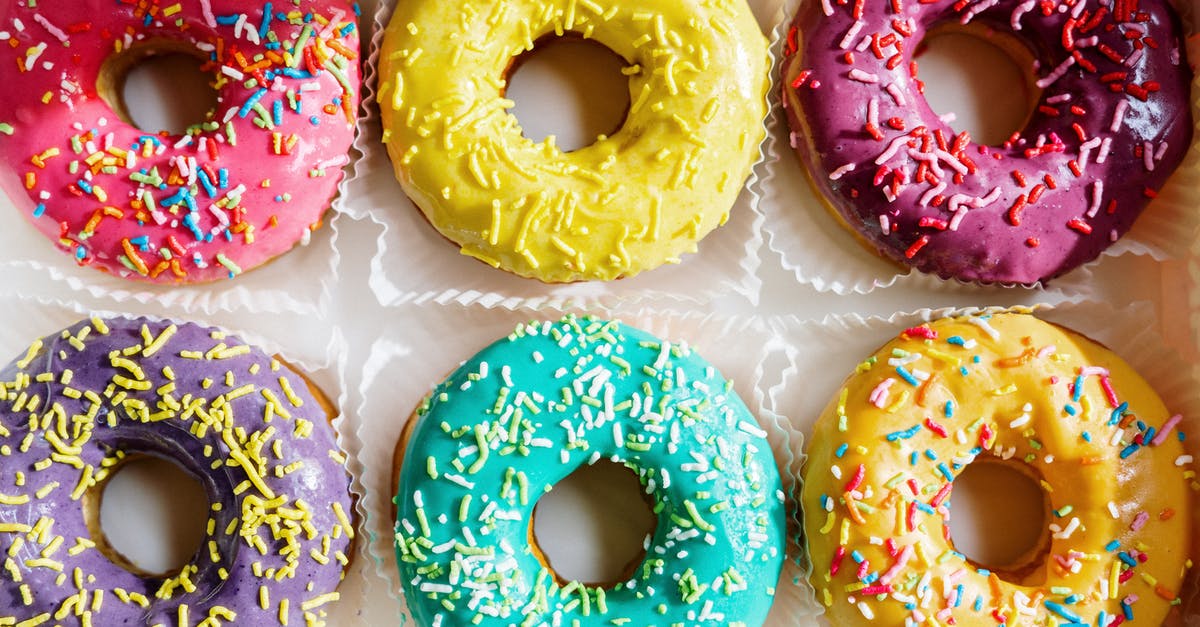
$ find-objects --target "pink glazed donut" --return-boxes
[780,0,1192,285]
[0,1,360,283]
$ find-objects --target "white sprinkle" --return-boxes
[848,68,880,83]
[1010,0,1037,29]
[829,162,857,180]
[1110,101,1129,133]
[1124,47,1144,68]
[1176,455,1194,466]
[840,21,865,49]
[1086,181,1104,217]
[886,83,907,106]
[821,0,835,16]
[1035,56,1076,89]
[920,182,947,207]
[960,0,998,24]
[32,14,68,43]
[1096,136,1113,164]
[1107,501,1120,518]
[1143,141,1155,171]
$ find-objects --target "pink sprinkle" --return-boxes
[1037,345,1057,359]
[829,162,857,180]
[845,464,866,493]
[870,378,895,408]
[1152,414,1183,446]
[859,584,894,596]
[1079,366,1110,377]
[1130,511,1150,531]
[904,326,937,339]
[1111,100,1129,132]
[1099,376,1120,408]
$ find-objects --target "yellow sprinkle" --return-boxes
[142,324,177,358]
[278,599,289,625]
[0,493,29,505]
[300,592,339,611]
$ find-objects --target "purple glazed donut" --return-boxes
[0,316,354,625]
[780,0,1193,284]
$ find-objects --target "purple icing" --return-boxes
[0,317,353,625]
[780,0,1193,284]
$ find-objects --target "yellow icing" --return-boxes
[377,0,769,282]
[803,313,1192,625]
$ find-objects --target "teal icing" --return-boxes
[394,315,786,626]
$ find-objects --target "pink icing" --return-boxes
[0,1,360,283]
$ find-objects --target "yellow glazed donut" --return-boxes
[377,0,769,282]
[802,313,1192,625]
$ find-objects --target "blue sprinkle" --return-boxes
[218,169,229,189]
[1109,402,1129,426]
[947,336,965,346]
[1121,600,1133,620]
[273,99,284,127]
[1118,552,1137,567]
[924,449,937,461]
[944,401,954,418]
[130,235,150,251]
[1045,600,1082,623]
[1119,444,1139,459]
[862,572,879,584]
[182,213,205,241]
[76,179,93,194]
[972,355,981,363]
[974,596,983,611]
[914,502,935,515]
[887,425,922,441]
[1104,540,1119,551]
[353,2,361,16]
[896,366,920,387]
[835,443,848,458]
[909,452,918,466]
[1081,432,1092,442]
[851,550,865,564]
[259,3,274,38]
[32,203,45,218]
[937,463,953,481]
[75,246,86,260]
[954,584,964,607]
[1097,611,1107,627]
[215,14,240,25]
[977,569,991,576]
[1064,404,1077,416]
[339,22,356,37]
[196,168,217,198]
[959,366,969,376]
[1144,426,1156,444]
[1072,375,1084,402]
[310,115,321,126]
[239,88,269,118]
[1065,594,1079,604]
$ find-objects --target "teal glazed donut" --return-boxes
[394,315,786,626]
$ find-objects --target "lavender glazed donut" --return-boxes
[0,316,355,625]
[0,2,361,283]
[780,0,1193,284]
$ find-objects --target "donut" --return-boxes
[801,312,1193,624]
[377,1,770,282]
[0,2,361,283]
[0,316,355,624]
[393,315,786,625]
[780,0,1193,284]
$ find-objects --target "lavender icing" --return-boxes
[0,316,353,625]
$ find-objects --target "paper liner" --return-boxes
[350,304,808,625]
[757,0,1200,295]
[764,300,1200,623]
[348,0,775,313]
[0,203,351,316]
[0,291,371,623]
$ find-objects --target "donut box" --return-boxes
[0,0,1198,624]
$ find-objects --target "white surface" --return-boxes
[0,0,1196,624]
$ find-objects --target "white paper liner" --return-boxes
[757,0,1200,295]
[0,291,371,623]
[764,299,1200,623]
[0,203,351,316]
[350,305,809,625]
[348,0,777,313]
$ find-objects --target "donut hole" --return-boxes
[85,454,211,578]
[916,25,1040,146]
[505,36,631,152]
[529,459,656,586]
[946,460,1051,581]
[98,41,219,136]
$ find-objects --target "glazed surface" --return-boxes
[378,0,769,282]
[781,0,1193,284]
[0,317,354,625]
[0,1,360,283]
[395,315,786,626]
[802,313,1193,625]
